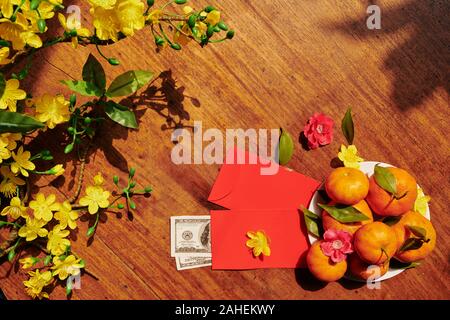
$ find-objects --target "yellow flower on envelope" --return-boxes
[246,230,271,257]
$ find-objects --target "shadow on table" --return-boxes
[121,70,201,133]
[295,268,328,292]
[323,0,449,110]
[338,277,366,290]
[28,68,201,180]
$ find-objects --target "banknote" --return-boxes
[170,216,211,257]
[176,256,212,271]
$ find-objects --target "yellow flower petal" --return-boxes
[0,47,11,65]
[414,187,431,216]
[57,13,67,29]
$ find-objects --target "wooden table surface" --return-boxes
[1,0,449,300]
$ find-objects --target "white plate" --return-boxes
[307,161,430,282]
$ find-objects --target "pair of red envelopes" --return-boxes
[208,148,321,269]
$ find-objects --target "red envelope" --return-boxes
[211,209,310,269]
[208,148,320,269]
[208,148,320,210]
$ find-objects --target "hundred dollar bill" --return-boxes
[176,256,212,271]
[170,216,211,257]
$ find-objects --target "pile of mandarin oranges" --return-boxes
[306,166,436,282]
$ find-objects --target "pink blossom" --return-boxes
[320,229,353,263]
[303,113,334,149]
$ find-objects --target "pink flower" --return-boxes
[320,229,353,263]
[303,113,334,149]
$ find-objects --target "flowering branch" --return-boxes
[0,0,234,300]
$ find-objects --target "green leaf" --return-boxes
[103,101,138,129]
[399,238,425,252]
[60,80,103,97]
[0,111,45,133]
[82,54,106,92]
[0,73,6,99]
[406,225,428,240]
[341,108,354,145]
[390,259,420,270]
[382,216,401,226]
[278,128,294,165]
[318,203,370,223]
[106,70,153,98]
[302,208,321,238]
[374,164,397,195]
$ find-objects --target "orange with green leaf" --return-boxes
[366,166,418,216]
[391,211,436,263]
[321,199,373,235]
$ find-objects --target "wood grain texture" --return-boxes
[1,0,449,300]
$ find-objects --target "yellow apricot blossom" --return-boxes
[1,196,27,219]
[90,6,120,42]
[414,187,431,216]
[0,133,22,150]
[34,94,71,129]
[54,201,79,230]
[47,225,71,256]
[338,144,364,169]
[0,46,11,65]
[18,217,48,241]
[58,13,92,48]
[115,0,145,37]
[0,13,42,50]
[0,166,25,197]
[11,146,35,177]
[51,255,84,280]
[79,185,110,214]
[246,230,271,257]
[23,269,53,299]
[0,79,27,112]
[29,193,60,222]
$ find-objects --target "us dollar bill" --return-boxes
[176,256,212,271]
[170,216,211,257]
